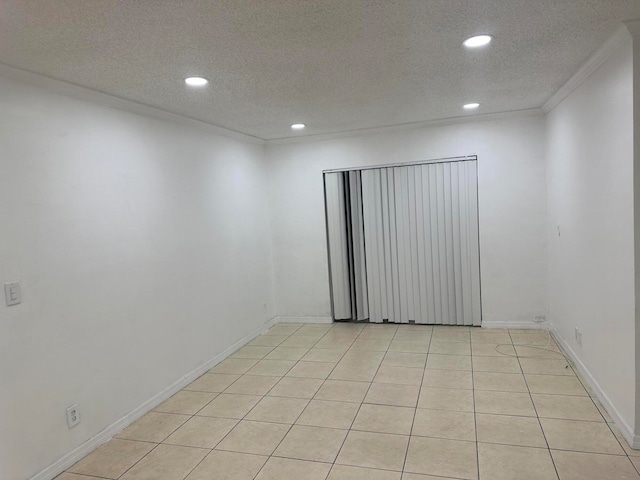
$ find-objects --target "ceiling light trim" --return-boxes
[463,34,493,48]
[0,62,265,144]
[542,25,630,113]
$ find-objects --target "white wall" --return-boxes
[0,77,275,480]
[546,36,635,435]
[266,114,547,326]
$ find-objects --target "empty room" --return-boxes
[2,1,640,479]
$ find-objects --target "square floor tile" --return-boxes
[341,350,386,365]
[255,457,331,480]
[336,430,409,471]
[429,341,471,355]
[365,383,420,407]
[224,375,280,395]
[117,412,189,443]
[426,354,472,371]
[417,386,474,412]
[55,474,98,480]
[552,450,640,480]
[328,464,401,480]
[519,358,574,376]
[470,331,512,344]
[247,359,296,376]
[330,363,379,382]
[525,374,587,396]
[352,404,415,435]
[412,409,475,441]
[476,413,546,447]
[210,358,259,374]
[120,444,208,480]
[430,330,470,343]
[302,348,346,363]
[154,391,217,415]
[297,399,360,429]
[244,396,308,424]
[315,380,371,403]
[423,369,472,389]
[287,361,336,379]
[351,339,392,351]
[265,347,309,361]
[215,420,290,455]
[374,365,423,385]
[404,436,477,479]
[514,345,564,358]
[473,372,528,392]
[472,356,521,373]
[478,443,557,480]
[268,376,324,399]
[296,324,333,336]
[68,439,154,478]
[474,390,536,416]
[249,335,289,347]
[185,373,240,393]
[510,332,555,346]
[532,394,603,421]
[164,416,238,448]
[186,450,267,480]
[388,340,430,353]
[281,336,321,348]
[264,324,302,336]
[197,393,262,419]
[274,424,347,462]
[472,342,515,357]
[401,474,460,480]
[231,346,274,359]
[540,418,624,454]
[383,352,427,368]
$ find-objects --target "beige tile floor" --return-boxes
[57,323,640,480]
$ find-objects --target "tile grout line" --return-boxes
[401,325,433,475]
[249,322,368,480]
[168,323,307,480]
[509,328,561,480]
[471,328,480,480]
[330,323,399,475]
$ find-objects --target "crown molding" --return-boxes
[0,62,265,145]
[542,25,631,114]
[624,18,640,37]
[265,108,543,146]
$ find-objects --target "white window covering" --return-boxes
[325,158,481,326]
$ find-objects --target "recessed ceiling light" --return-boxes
[463,35,493,48]
[291,123,306,130]
[463,103,480,110]
[184,76,209,87]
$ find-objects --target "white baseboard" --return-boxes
[481,319,549,330]
[275,315,333,324]
[30,316,277,480]
[549,323,637,449]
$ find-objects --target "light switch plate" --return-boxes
[4,282,21,306]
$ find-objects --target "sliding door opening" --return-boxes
[324,156,482,326]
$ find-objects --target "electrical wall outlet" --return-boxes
[534,315,546,324]
[4,281,21,306]
[66,404,81,429]
[575,327,583,347]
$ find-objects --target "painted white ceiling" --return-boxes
[0,1,638,140]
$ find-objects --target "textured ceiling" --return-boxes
[0,0,638,140]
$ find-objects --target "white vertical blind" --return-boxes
[325,172,351,319]
[325,158,481,325]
